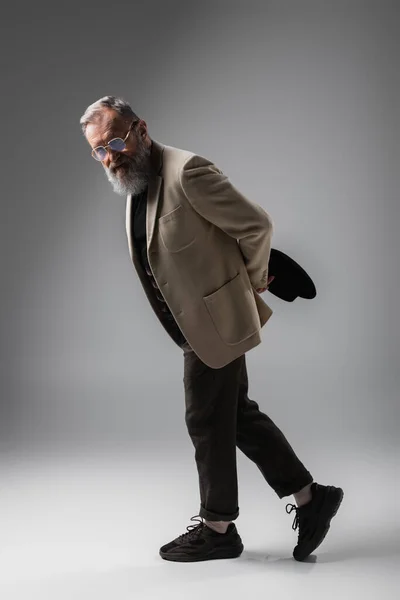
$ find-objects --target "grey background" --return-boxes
[1,0,399,464]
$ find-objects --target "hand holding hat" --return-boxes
[256,248,317,302]
[256,275,275,294]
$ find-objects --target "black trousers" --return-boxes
[181,341,313,522]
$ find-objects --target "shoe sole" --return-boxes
[160,542,244,563]
[293,486,344,562]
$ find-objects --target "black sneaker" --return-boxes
[286,482,344,561]
[159,516,244,562]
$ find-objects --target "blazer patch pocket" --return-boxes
[158,204,197,253]
[203,273,260,345]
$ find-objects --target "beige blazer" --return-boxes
[125,140,274,369]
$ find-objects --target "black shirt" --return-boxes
[131,187,185,338]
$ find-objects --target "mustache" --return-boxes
[110,160,128,171]
[109,155,144,172]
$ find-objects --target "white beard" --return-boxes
[103,135,151,196]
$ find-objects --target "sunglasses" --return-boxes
[91,120,138,161]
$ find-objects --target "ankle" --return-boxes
[205,520,231,534]
[293,483,313,507]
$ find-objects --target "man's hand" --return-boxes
[256,275,275,294]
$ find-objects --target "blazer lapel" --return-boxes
[125,192,135,262]
[146,173,162,249]
[125,140,164,262]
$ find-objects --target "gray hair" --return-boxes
[79,95,139,135]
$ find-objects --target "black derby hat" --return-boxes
[267,248,317,302]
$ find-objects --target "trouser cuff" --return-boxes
[276,474,314,499]
[199,504,239,522]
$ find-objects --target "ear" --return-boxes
[138,119,148,138]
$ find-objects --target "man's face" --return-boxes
[85,109,151,196]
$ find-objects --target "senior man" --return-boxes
[80,96,343,563]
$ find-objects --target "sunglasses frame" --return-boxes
[91,119,138,161]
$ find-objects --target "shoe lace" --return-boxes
[177,515,205,542]
[286,503,299,531]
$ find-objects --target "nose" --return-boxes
[104,146,120,168]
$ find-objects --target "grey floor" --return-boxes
[0,442,398,600]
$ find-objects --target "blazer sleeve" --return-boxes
[179,154,274,289]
